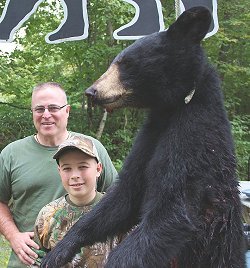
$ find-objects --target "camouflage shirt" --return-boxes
[32,192,117,268]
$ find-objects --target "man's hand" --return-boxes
[0,202,39,265]
[9,231,40,266]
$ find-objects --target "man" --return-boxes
[0,82,118,267]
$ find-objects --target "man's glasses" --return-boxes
[32,104,67,114]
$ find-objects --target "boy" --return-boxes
[31,136,117,267]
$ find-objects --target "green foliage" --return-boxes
[0,107,33,149]
[201,0,250,180]
[231,115,250,179]
[101,129,135,171]
[85,108,145,171]
[0,0,249,179]
[0,235,11,267]
[203,1,250,118]
[0,1,248,266]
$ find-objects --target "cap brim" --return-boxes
[53,146,77,160]
[53,145,99,163]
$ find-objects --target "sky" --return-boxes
[0,42,16,53]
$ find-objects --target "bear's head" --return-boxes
[86,6,212,112]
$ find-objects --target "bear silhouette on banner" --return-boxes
[0,0,218,43]
[40,6,245,268]
[0,0,88,44]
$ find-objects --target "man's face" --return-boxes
[31,87,70,137]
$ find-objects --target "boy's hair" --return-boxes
[53,136,100,164]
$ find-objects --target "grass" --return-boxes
[0,235,11,267]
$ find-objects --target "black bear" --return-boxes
[41,6,245,268]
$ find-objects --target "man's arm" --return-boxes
[0,201,39,265]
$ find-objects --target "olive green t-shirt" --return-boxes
[0,132,118,268]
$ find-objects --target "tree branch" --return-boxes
[0,102,29,110]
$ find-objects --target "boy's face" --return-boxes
[58,149,102,206]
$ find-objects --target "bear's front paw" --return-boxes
[40,241,77,268]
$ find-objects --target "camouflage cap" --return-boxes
[53,136,100,163]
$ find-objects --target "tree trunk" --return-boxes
[96,109,107,139]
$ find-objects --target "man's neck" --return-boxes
[36,131,70,147]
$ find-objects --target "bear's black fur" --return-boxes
[41,7,245,268]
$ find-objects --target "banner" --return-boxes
[0,0,218,44]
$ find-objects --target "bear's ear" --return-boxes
[167,6,212,43]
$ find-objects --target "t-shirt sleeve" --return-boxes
[0,148,12,202]
[92,138,119,192]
